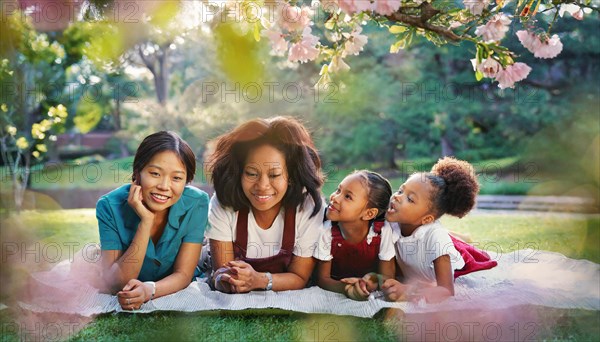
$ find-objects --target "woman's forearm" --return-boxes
[105,220,152,289]
[151,271,194,299]
[270,272,310,291]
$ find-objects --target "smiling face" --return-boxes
[386,174,435,233]
[241,144,289,216]
[138,150,187,214]
[327,174,373,224]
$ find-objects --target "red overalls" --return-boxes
[233,206,296,273]
[329,221,384,280]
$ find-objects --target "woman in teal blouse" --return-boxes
[96,131,208,310]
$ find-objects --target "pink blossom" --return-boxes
[475,13,511,42]
[516,30,540,52]
[342,26,368,57]
[278,4,313,32]
[338,0,373,15]
[373,0,401,16]
[463,0,491,16]
[495,62,531,89]
[265,28,288,55]
[478,57,501,78]
[516,30,563,59]
[559,4,584,20]
[288,28,320,63]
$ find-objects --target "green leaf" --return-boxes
[390,40,405,53]
[389,25,407,34]
[325,17,336,30]
[475,70,484,81]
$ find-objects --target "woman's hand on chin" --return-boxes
[224,260,264,293]
[128,182,155,223]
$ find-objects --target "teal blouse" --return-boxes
[96,184,208,281]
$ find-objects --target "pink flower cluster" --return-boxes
[278,4,313,32]
[265,4,321,64]
[463,0,491,16]
[325,0,401,15]
[472,57,532,89]
[342,27,368,57]
[495,63,532,89]
[475,13,511,42]
[289,28,320,63]
[516,30,563,59]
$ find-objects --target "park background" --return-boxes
[1,0,599,340]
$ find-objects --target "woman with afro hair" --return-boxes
[381,157,497,303]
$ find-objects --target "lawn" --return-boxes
[1,156,550,196]
[0,210,599,341]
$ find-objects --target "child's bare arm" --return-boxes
[378,259,396,281]
[315,260,346,294]
[414,255,453,303]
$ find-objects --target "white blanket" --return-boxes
[18,249,600,318]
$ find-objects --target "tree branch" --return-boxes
[138,45,156,74]
[387,2,461,42]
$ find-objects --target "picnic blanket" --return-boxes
[16,249,600,318]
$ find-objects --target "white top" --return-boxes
[313,220,396,262]
[205,194,324,258]
[392,220,465,283]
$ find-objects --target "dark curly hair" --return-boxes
[207,116,324,217]
[422,157,479,218]
[352,170,392,221]
[133,131,196,184]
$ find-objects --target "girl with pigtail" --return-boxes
[382,157,497,303]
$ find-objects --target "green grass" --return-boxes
[1,210,599,341]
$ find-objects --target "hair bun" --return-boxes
[431,157,479,218]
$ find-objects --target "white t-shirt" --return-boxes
[313,220,396,262]
[392,220,465,283]
[205,194,324,258]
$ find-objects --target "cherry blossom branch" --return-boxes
[386,2,461,42]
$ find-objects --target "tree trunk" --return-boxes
[441,134,454,158]
[113,99,121,130]
[155,49,169,107]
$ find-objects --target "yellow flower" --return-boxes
[32,151,40,158]
[1,103,7,112]
[31,123,44,138]
[40,120,52,132]
[49,104,68,119]
[16,137,29,150]
[6,125,17,136]
[36,144,47,153]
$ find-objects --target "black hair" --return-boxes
[422,157,480,218]
[352,170,392,221]
[133,131,196,184]
[208,116,324,217]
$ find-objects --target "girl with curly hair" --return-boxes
[382,157,497,303]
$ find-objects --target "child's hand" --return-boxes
[362,272,380,292]
[381,278,411,302]
[341,277,370,301]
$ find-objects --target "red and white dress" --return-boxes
[314,220,396,280]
